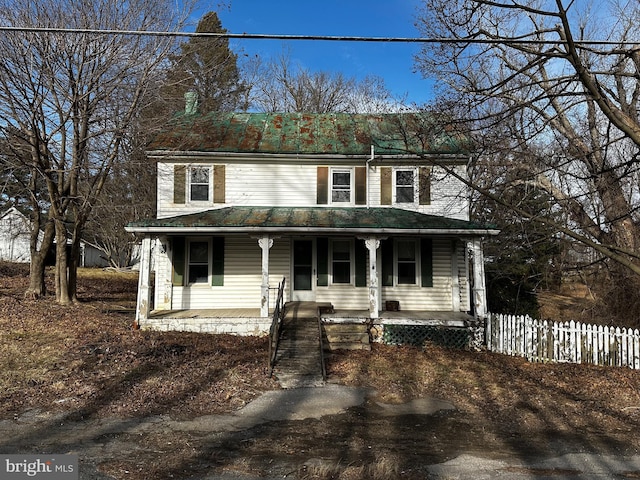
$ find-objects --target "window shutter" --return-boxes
[214,165,225,203]
[174,165,186,204]
[355,167,367,205]
[421,238,433,287]
[380,167,392,205]
[381,238,394,286]
[419,167,431,205]
[317,237,328,286]
[212,236,225,286]
[317,167,328,204]
[172,236,185,286]
[355,239,367,287]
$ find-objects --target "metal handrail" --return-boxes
[316,311,327,381]
[268,277,286,376]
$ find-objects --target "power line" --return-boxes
[0,25,637,46]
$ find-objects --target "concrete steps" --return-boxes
[322,323,371,351]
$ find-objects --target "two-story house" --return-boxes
[126,112,498,338]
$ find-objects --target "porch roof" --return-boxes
[126,206,499,236]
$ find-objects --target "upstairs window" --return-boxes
[331,169,352,203]
[395,169,415,204]
[190,166,210,202]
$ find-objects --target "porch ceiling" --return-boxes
[126,206,499,236]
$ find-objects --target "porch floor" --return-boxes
[149,307,473,326]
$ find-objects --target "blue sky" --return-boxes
[209,0,433,106]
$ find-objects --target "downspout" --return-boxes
[366,145,375,209]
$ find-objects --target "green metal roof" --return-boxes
[148,112,471,156]
[127,207,497,235]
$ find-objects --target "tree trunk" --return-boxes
[55,220,72,305]
[25,219,55,299]
[69,233,83,303]
[26,252,47,299]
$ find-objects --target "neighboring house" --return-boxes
[0,207,110,267]
[0,207,34,263]
[126,112,498,336]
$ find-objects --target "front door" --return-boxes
[292,239,315,301]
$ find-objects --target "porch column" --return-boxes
[135,235,153,328]
[471,238,487,319]
[451,239,461,311]
[258,235,273,318]
[364,238,381,319]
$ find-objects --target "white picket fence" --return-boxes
[487,313,640,369]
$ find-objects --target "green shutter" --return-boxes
[172,236,185,286]
[174,165,186,204]
[317,167,328,205]
[317,237,328,286]
[419,167,431,205]
[421,238,433,287]
[212,236,225,286]
[380,167,392,205]
[355,166,367,205]
[355,239,367,287]
[214,165,226,203]
[381,238,394,286]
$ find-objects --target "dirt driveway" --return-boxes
[3,383,640,480]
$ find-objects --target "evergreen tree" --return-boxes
[477,169,562,317]
[162,11,246,114]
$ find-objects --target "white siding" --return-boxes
[157,158,470,221]
[0,208,33,262]
[226,164,317,207]
[171,235,293,311]
[316,286,369,310]
[381,238,458,311]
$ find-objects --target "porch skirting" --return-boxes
[139,308,479,341]
[140,310,271,336]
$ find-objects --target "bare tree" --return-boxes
[415,0,640,320]
[0,0,191,302]
[247,51,403,113]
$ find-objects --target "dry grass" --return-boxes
[3,262,640,479]
[0,263,279,419]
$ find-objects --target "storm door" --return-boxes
[292,239,315,301]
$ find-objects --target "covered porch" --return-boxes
[127,206,498,332]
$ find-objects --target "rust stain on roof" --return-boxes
[128,207,496,233]
[148,112,470,155]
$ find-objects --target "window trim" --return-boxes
[393,168,417,205]
[330,238,354,285]
[395,238,418,285]
[187,238,211,286]
[188,165,212,203]
[330,167,354,205]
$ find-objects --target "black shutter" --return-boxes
[317,237,328,286]
[421,238,433,287]
[172,236,185,286]
[355,239,367,287]
[212,237,225,286]
[381,238,394,286]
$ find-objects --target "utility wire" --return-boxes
[0,25,636,46]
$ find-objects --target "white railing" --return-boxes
[487,313,640,369]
